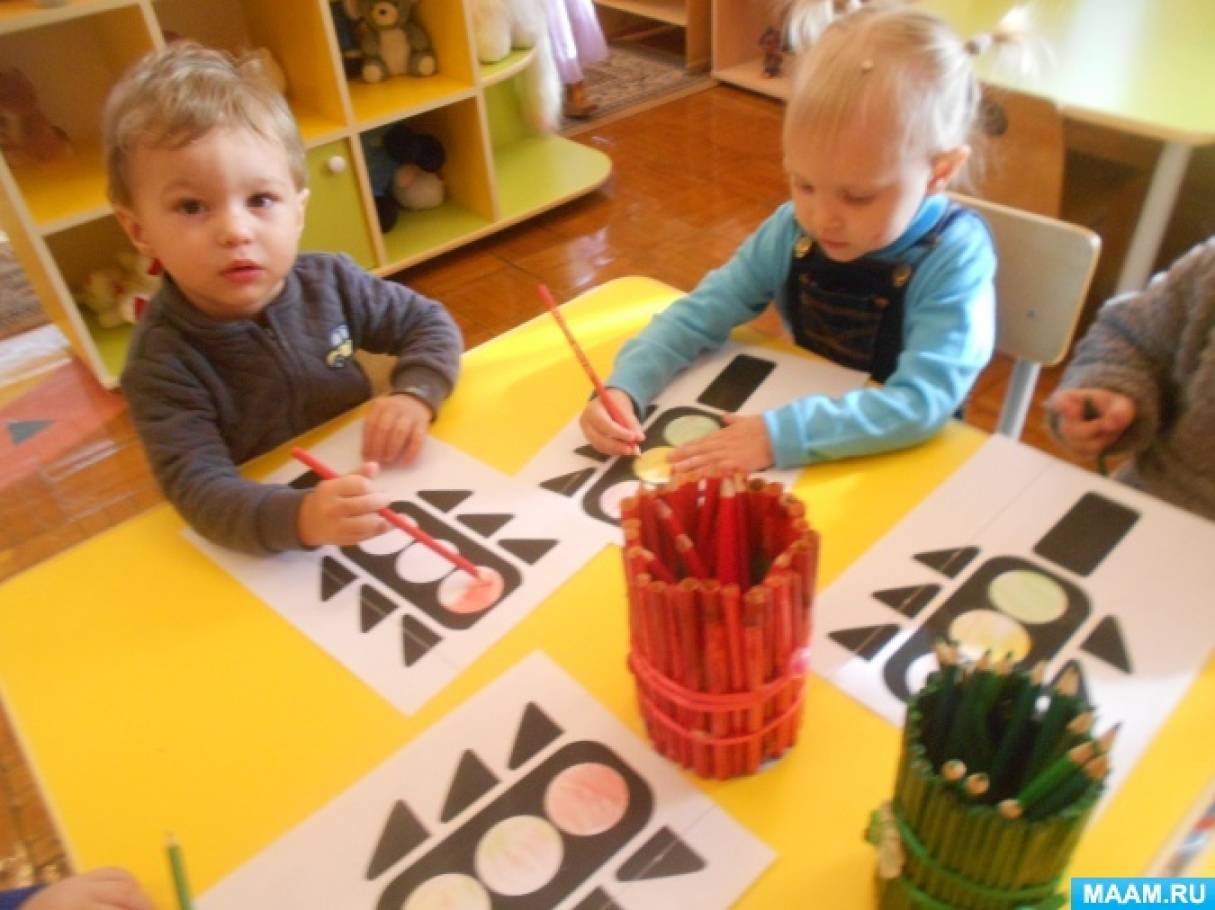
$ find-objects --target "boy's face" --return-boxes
[784,112,966,263]
[115,126,309,320]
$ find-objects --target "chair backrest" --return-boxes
[950,192,1102,437]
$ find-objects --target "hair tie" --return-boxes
[965,33,993,56]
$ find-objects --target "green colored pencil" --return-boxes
[166,833,194,910]
[989,661,1045,797]
[1017,741,1096,811]
[1022,666,1080,783]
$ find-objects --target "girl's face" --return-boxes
[784,114,966,262]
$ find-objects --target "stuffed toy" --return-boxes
[78,253,163,328]
[0,69,71,166]
[343,0,437,82]
[364,123,446,232]
[470,0,560,132]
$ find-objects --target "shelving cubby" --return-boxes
[711,0,791,100]
[0,0,611,388]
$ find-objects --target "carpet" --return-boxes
[561,42,713,134]
[0,242,49,341]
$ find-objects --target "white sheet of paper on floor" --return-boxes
[198,651,774,909]
[189,429,606,714]
[517,340,867,546]
[812,434,1215,801]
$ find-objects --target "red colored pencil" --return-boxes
[291,447,479,578]
[742,587,768,773]
[715,478,739,587]
[700,582,733,779]
[537,284,633,431]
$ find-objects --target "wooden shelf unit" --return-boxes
[711,0,791,100]
[0,0,610,388]
[595,0,711,72]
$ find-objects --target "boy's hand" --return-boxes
[668,413,773,475]
[298,461,392,547]
[363,392,432,466]
[24,868,153,910]
[1049,388,1135,457]
[579,389,644,457]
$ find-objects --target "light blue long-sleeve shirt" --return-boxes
[606,195,996,468]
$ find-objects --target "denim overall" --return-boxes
[785,206,966,382]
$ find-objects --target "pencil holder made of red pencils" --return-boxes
[620,474,818,780]
[868,654,1109,910]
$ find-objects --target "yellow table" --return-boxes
[0,278,1211,906]
[922,0,1215,294]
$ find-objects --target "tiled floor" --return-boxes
[0,84,1094,884]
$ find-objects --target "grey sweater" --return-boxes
[121,253,462,553]
[1057,238,1215,521]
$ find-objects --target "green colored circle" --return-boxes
[663,414,720,447]
[948,609,1031,663]
[632,447,674,484]
[988,569,1068,625]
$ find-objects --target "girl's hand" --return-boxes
[363,392,432,466]
[579,388,644,457]
[668,413,774,475]
[1049,388,1135,457]
[297,461,391,547]
[24,868,153,910]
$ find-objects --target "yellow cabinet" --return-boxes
[0,0,611,387]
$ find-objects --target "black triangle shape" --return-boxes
[321,555,356,601]
[499,538,558,565]
[872,584,939,618]
[418,489,473,512]
[508,702,564,769]
[643,404,658,420]
[1080,615,1132,673]
[457,513,513,537]
[616,826,706,881]
[574,444,611,463]
[1051,659,1092,707]
[365,799,428,880]
[913,546,979,578]
[540,466,596,497]
[829,624,900,660]
[572,887,623,910]
[402,614,441,667]
[289,469,322,491]
[360,585,399,632]
[440,750,498,823]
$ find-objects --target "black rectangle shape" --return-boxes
[695,354,776,412]
[1033,492,1139,576]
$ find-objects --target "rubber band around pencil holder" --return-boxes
[628,647,810,779]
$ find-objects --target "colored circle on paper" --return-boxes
[600,480,639,521]
[632,447,673,484]
[987,569,1067,625]
[404,874,491,910]
[663,414,719,447]
[543,763,629,836]
[948,609,1031,662]
[438,566,504,614]
[395,538,462,584]
[474,815,563,896]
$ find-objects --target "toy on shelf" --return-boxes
[471,0,560,131]
[759,26,783,78]
[364,122,446,232]
[343,0,437,83]
[78,253,163,328]
[0,69,71,166]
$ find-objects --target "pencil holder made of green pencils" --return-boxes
[867,650,1113,910]
[619,474,819,780]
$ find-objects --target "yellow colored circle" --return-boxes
[663,414,720,447]
[948,609,1031,663]
[632,447,673,484]
[988,569,1067,625]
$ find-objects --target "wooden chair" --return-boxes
[954,192,1101,438]
[967,88,1066,218]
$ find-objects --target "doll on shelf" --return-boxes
[759,26,783,78]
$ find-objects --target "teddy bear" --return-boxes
[469,0,560,131]
[363,122,446,232]
[343,0,437,83]
[78,253,162,328]
[0,69,71,166]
